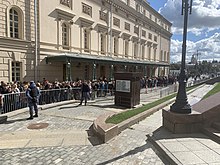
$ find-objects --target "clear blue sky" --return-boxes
[147,0,167,11]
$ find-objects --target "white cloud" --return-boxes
[170,33,220,62]
[159,0,220,35]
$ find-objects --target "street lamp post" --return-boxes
[170,0,193,114]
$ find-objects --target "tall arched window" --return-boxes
[9,8,19,38]
[62,23,69,47]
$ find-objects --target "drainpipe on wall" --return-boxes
[34,0,38,82]
[108,0,113,57]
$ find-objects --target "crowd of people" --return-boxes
[0,75,178,115]
[0,75,177,95]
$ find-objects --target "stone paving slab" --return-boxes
[0,139,30,149]
[0,84,217,164]
[0,130,96,148]
[149,127,220,165]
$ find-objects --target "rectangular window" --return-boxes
[125,40,129,57]
[154,48,156,61]
[114,37,118,56]
[100,33,106,54]
[125,22,130,31]
[154,35,157,42]
[143,9,146,16]
[62,23,69,49]
[161,22,164,28]
[82,3,92,17]
[136,4,140,12]
[12,61,21,82]
[134,26,139,35]
[113,17,120,28]
[164,51,166,61]
[148,33,152,40]
[60,0,72,8]
[142,45,145,59]
[142,30,146,37]
[99,11,107,22]
[134,43,138,59]
[148,46,151,60]
[84,29,90,52]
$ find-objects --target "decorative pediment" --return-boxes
[55,7,75,21]
[153,43,158,48]
[121,32,131,39]
[140,39,147,44]
[78,16,94,27]
[147,41,153,46]
[131,36,139,42]
[112,28,121,36]
[97,23,108,33]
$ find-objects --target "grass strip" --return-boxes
[202,82,220,100]
[106,93,176,124]
[106,84,200,124]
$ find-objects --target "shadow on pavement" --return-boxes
[96,140,168,165]
[4,118,28,124]
[89,104,127,110]
[86,125,103,146]
[59,104,81,110]
[149,126,209,141]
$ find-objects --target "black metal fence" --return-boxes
[0,87,113,114]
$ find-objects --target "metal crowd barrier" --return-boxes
[0,87,115,114]
[160,84,178,98]
[0,88,81,114]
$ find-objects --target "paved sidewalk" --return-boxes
[0,84,218,165]
[149,84,220,165]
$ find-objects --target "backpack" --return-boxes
[29,87,39,103]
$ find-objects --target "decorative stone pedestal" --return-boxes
[162,109,202,133]
[163,92,220,134]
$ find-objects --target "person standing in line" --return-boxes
[26,81,40,120]
[79,80,90,106]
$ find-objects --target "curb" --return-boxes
[92,98,176,143]
[146,134,180,165]
[92,84,204,143]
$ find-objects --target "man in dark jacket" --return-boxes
[26,81,40,120]
[79,80,90,106]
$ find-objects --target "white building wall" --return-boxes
[0,0,172,82]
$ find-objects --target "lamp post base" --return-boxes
[170,101,191,114]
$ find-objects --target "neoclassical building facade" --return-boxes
[0,0,172,82]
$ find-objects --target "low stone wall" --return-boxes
[93,99,175,143]
[92,112,119,143]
